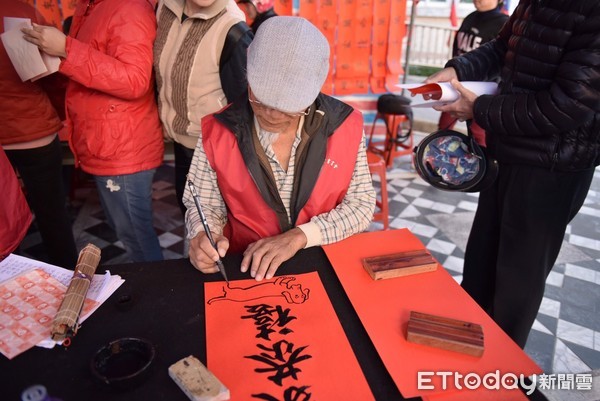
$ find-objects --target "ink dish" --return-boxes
[91,337,156,390]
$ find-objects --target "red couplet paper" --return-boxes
[334,0,357,95]
[35,0,63,29]
[274,0,293,16]
[405,83,443,99]
[323,229,541,400]
[386,0,406,90]
[315,0,336,94]
[298,0,317,24]
[61,0,77,21]
[334,0,371,95]
[205,272,374,400]
[371,0,391,93]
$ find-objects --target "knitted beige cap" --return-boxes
[247,16,330,113]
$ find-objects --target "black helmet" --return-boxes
[413,129,498,192]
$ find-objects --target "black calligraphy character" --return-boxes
[246,340,312,386]
[252,385,312,401]
[242,304,297,340]
[243,304,276,340]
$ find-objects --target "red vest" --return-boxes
[202,110,363,252]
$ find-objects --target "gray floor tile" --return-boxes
[525,330,556,373]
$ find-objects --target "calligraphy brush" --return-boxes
[186,179,229,283]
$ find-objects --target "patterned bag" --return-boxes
[413,129,498,192]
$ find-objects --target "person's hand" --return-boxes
[189,232,229,274]
[241,228,307,281]
[413,67,458,101]
[433,79,477,122]
[21,23,67,58]
[425,67,458,84]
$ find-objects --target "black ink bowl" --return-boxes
[90,337,156,391]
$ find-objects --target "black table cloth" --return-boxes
[4,248,410,401]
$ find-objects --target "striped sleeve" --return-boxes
[182,139,228,239]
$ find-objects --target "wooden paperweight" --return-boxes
[406,311,484,357]
[362,249,437,280]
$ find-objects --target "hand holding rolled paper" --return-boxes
[397,81,498,107]
[51,244,101,341]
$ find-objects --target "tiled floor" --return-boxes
[370,144,600,378]
[17,134,600,380]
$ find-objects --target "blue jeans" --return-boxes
[94,169,163,262]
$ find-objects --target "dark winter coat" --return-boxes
[447,0,600,171]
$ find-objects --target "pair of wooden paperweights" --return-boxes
[362,249,484,357]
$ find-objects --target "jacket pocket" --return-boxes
[81,105,134,161]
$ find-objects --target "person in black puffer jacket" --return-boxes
[438,0,508,145]
[426,0,600,348]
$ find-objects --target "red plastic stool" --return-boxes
[368,94,414,168]
[367,151,389,230]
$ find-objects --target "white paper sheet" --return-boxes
[31,52,61,81]
[4,17,30,32]
[397,81,498,107]
[2,16,60,82]
[0,254,125,349]
[1,28,47,81]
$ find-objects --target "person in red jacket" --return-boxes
[184,17,375,281]
[22,0,165,262]
[1,1,77,268]
[0,148,32,261]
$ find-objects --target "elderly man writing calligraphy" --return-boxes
[183,16,375,281]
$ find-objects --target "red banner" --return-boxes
[33,0,62,29]
[205,272,374,400]
[295,0,409,95]
[61,0,77,21]
[386,0,406,91]
[315,0,337,94]
[274,0,293,16]
[324,229,542,400]
[334,0,357,94]
[298,0,318,35]
[370,0,390,93]
[334,0,372,95]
